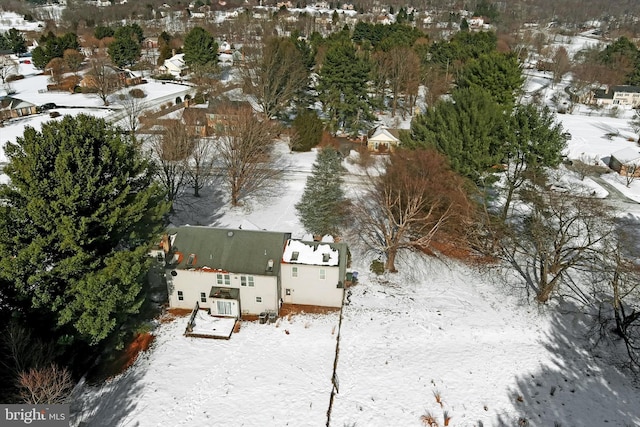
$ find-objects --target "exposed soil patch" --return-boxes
[88,332,155,383]
[280,303,341,316]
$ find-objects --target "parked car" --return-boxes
[37,103,56,113]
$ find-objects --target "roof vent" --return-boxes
[227,231,234,237]
[266,259,274,272]
[322,253,330,263]
[291,251,299,261]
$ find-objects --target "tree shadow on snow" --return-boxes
[169,184,226,227]
[69,363,147,427]
[494,301,640,427]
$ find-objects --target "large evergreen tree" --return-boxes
[108,25,143,68]
[317,40,373,134]
[31,32,79,70]
[499,104,569,219]
[0,115,168,346]
[295,147,347,236]
[0,28,27,54]
[402,87,505,182]
[456,51,523,109]
[182,26,218,67]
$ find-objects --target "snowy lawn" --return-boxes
[74,313,339,427]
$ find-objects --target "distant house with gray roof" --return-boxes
[592,85,640,108]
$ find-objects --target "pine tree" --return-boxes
[402,87,505,182]
[183,26,218,67]
[295,147,347,237]
[456,51,524,109]
[0,115,169,345]
[317,40,373,134]
[108,25,142,68]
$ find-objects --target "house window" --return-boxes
[217,273,230,285]
[241,275,255,287]
[320,269,326,280]
[216,300,233,316]
[285,288,291,295]
[177,291,184,301]
[256,297,262,303]
[292,267,298,277]
[200,292,207,303]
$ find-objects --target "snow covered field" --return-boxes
[2,20,640,425]
[70,95,640,425]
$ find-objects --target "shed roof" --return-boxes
[611,147,640,164]
[168,226,291,277]
[369,127,400,143]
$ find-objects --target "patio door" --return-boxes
[213,299,239,318]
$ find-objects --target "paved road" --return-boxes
[589,175,640,215]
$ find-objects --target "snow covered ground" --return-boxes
[1,21,640,425]
[70,95,640,425]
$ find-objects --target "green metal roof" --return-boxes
[168,226,291,277]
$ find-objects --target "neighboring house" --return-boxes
[367,126,401,152]
[0,96,37,121]
[163,226,292,318]
[592,85,640,108]
[161,53,188,77]
[79,65,142,89]
[280,239,348,308]
[182,106,209,136]
[609,147,640,176]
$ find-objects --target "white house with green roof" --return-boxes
[164,226,291,318]
[280,239,349,308]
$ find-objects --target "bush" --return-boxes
[74,86,83,94]
[291,109,324,152]
[129,88,146,98]
[175,96,182,104]
[49,112,61,118]
[370,259,385,275]
[184,94,191,101]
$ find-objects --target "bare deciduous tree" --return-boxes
[18,364,73,404]
[496,183,614,303]
[551,46,571,86]
[214,104,282,206]
[85,54,121,106]
[0,55,18,84]
[241,36,308,119]
[117,91,147,139]
[421,64,452,108]
[187,137,215,197]
[63,48,84,76]
[150,120,194,208]
[46,57,66,87]
[379,47,421,118]
[352,149,473,272]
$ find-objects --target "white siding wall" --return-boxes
[167,269,279,314]
[280,264,344,307]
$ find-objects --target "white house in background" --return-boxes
[592,85,640,108]
[162,226,291,318]
[367,126,401,152]
[280,239,349,308]
[609,147,640,177]
[161,53,188,77]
